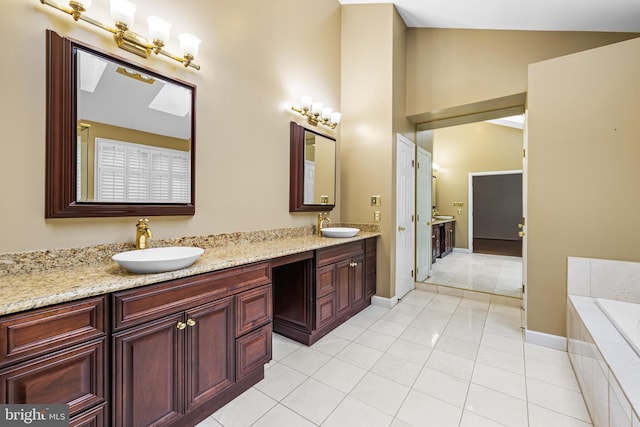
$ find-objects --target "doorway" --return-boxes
[414,111,525,300]
[468,170,523,256]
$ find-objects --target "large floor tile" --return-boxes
[312,357,368,393]
[212,388,277,427]
[465,384,528,427]
[355,328,398,352]
[349,372,410,416]
[370,353,423,387]
[310,334,350,356]
[413,367,470,407]
[386,338,433,365]
[335,341,384,370]
[272,334,303,361]
[528,403,593,427]
[471,362,526,400]
[476,344,525,375]
[280,346,331,376]
[281,378,345,425]
[322,396,393,427]
[459,411,505,427]
[254,362,308,401]
[396,389,462,427]
[526,377,591,422]
[252,404,316,427]
[425,349,475,381]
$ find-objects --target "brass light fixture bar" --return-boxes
[39,0,201,70]
[116,66,156,84]
[292,96,341,129]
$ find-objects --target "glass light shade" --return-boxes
[432,162,440,171]
[74,0,92,9]
[321,107,333,120]
[148,16,172,43]
[311,101,323,115]
[330,111,342,125]
[179,33,201,58]
[110,0,136,27]
[300,96,312,110]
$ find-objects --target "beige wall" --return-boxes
[527,37,640,336]
[407,29,639,116]
[0,0,341,253]
[432,122,523,249]
[341,4,409,299]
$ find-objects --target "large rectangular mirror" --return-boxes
[289,121,336,212]
[45,30,196,218]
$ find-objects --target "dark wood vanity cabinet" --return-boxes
[111,262,272,427]
[432,221,455,261]
[273,238,377,346]
[0,296,108,425]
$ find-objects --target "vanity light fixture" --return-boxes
[292,96,341,129]
[38,0,202,70]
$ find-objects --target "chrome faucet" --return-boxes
[135,218,152,249]
[317,213,332,236]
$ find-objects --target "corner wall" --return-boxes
[407,29,639,116]
[527,36,640,336]
[341,4,410,299]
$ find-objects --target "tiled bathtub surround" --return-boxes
[567,256,640,426]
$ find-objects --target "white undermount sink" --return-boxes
[435,215,454,220]
[112,246,204,274]
[321,227,360,238]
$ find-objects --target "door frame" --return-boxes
[395,133,416,299]
[467,169,523,253]
[415,147,432,281]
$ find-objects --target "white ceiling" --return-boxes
[338,0,640,32]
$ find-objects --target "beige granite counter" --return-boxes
[432,218,456,225]
[0,228,379,317]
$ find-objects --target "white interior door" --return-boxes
[416,147,432,281]
[396,134,416,299]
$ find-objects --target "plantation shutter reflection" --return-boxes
[95,138,190,203]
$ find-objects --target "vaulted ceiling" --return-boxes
[338,0,640,32]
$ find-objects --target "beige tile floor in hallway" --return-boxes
[196,289,590,427]
[425,252,523,299]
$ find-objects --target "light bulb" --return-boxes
[148,16,172,44]
[110,0,136,27]
[179,33,201,58]
[330,112,341,125]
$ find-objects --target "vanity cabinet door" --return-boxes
[113,314,184,427]
[185,297,235,412]
[0,338,105,417]
[433,225,442,259]
[351,254,366,310]
[335,259,352,316]
[335,255,365,316]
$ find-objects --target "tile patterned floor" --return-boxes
[425,252,523,298]
[196,289,590,427]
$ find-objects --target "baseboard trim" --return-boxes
[453,247,470,253]
[371,295,398,309]
[525,329,567,351]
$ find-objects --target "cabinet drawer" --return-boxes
[236,323,272,380]
[316,294,336,329]
[113,262,271,330]
[70,402,107,427]
[236,285,272,337]
[316,264,336,297]
[0,338,106,417]
[0,296,106,368]
[316,241,364,267]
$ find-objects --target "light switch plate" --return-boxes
[374,211,381,222]
[371,195,382,206]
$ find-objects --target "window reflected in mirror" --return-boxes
[75,49,192,204]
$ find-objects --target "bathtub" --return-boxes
[596,298,640,358]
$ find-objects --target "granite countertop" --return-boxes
[0,231,379,317]
[432,218,456,225]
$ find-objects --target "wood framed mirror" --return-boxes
[45,30,196,218]
[289,121,336,212]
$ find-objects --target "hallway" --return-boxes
[424,252,523,298]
